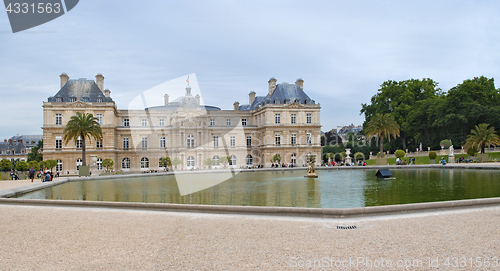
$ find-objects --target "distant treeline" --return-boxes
[360,76,500,151]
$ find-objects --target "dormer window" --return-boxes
[83,97,90,102]
[69,97,76,102]
[96,97,103,103]
[275,100,280,104]
[56,97,62,102]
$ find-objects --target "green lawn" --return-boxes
[364,152,500,165]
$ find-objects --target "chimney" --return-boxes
[249,91,256,105]
[164,94,169,105]
[195,94,200,106]
[233,101,240,111]
[104,89,111,98]
[19,139,23,145]
[3,139,6,143]
[60,73,69,88]
[295,78,304,89]
[268,78,277,95]
[95,74,104,91]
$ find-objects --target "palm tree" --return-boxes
[364,113,400,157]
[63,112,102,166]
[464,123,500,154]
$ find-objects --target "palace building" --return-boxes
[42,74,321,173]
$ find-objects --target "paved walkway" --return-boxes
[0,205,499,270]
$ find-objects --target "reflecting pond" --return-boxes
[15,168,500,208]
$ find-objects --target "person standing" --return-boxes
[29,167,36,182]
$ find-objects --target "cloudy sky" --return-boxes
[1,0,500,140]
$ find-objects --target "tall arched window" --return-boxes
[187,156,195,167]
[76,159,82,170]
[246,155,253,166]
[230,155,236,166]
[122,158,130,169]
[213,155,219,166]
[141,157,149,168]
[187,134,195,148]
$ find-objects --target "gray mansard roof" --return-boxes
[0,142,26,155]
[47,78,113,103]
[239,83,315,111]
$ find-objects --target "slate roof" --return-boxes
[9,135,42,147]
[239,83,315,111]
[0,142,26,155]
[47,78,113,103]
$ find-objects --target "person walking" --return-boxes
[29,167,36,182]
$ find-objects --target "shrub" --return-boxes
[395,149,405,159]
[28,161,40,170]
[0,159,13,171]
[15,160,29,171]
[466,145,478,156]
[102,158,114,170]
[428,151,437,159]
[354,152,365,161]
[376,152,382,158]
[440,139,452,149]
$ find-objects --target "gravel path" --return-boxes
[0,204,499,270]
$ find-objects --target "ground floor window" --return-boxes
[56,159,63,171]
[76,159,82,170]
[246,155,252,166]
[141,157,149,168]
[122,158,130,169]
[187,156,195,167]
[230,155,236,166]
[213,155,219,166]
[291,153,296,165]
[97,158,102,170]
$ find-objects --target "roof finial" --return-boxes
[186,76,190,86]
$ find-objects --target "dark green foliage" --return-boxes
[395,149,405,159]
[466,145,478,156]
[0,159,13,171]
[428,151,437,159]
[440,139,452,149]
[44,160,57,171]
[15,160,29,171]
[28,161,40,170]
[362,76,500,150]
[27,140,43,162]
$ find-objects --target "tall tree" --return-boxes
[63,112,102,166]
[464,123,500,154]
[361,78,441,149]
[441,76,500,146]
[27,139,43,162]
[364,113,400,156]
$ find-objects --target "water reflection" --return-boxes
[15,169,500,208]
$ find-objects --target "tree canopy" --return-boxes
[361,76,500,151]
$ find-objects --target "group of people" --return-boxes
[9,169,19,180]
[396,157,416,165]
[457,157,474,163]
[270,163,294,168]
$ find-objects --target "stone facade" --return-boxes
[42,74,322,173]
